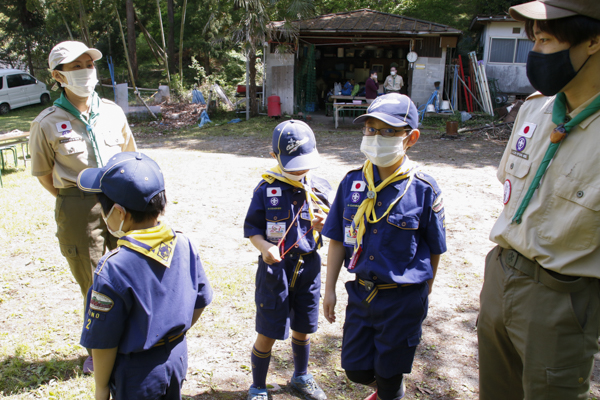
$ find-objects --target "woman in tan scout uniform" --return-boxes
[477,1,600,399]
[29,41,136,373]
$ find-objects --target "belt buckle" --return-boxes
[364,280,374,291]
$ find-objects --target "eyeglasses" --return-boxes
[362,126,409,137]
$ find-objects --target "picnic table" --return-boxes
[0,130,30,168]
[329,95,370,129]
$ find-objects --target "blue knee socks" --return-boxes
[292,337,310,377]
[251,346,271,389]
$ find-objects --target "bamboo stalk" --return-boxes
[178,0,188,85]
[155,0,171,92]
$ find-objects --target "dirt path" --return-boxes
[2,129,599,399]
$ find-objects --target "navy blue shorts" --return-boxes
[110,335,188,400]
[255,252,321,340]
[341,279,428,378]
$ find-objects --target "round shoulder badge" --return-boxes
[503,179,512,204]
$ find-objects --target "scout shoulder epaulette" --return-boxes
[95,247,120,275]
[343,165,364,178]
[33,106,56,122]
[100,98,118,106]
[525,91,545,101]
[415,171,439,195]
[254,180,269,192]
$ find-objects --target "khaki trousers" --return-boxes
[478,246,600,400]
[55,188,117,303]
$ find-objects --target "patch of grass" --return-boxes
[0,91,61,132]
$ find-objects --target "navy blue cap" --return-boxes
[77,152,165,212]
[353,93,419,129]
[272,120,320,171]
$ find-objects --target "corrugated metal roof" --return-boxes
[272,9,461,35]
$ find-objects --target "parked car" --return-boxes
[0,69,51,115]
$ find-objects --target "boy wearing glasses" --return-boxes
[243,120,332,400]
[322,94,446,400]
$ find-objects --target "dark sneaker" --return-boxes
[290,373,327,400]
[247,386,268,400]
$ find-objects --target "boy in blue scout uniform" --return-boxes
[322,94,446,400]
[78,152,213,400]
[243,120,332,400]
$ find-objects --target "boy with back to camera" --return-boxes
[322,93,447,400]
[78,152,213,400]
[243,120,332,400]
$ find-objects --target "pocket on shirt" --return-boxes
[103,130,125,147]
[503,155,532,215]
[56,138,86,156]
[381,213,419,262]
[537,174,600,250]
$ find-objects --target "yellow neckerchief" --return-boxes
[117,222,178,268]
[262,165,330,242]
[351,157,418,252]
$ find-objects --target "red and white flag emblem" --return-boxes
[351,181,366,192]
[56,121,72,132]
[518,122,536,138]
[267,187,282,197]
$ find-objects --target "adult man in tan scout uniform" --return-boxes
[383,65,403,94]
[477,0,600,399]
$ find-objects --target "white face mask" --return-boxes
[391,71,397,76]
[59,68,98,97]
[282,170,308,182]
[102,204,127,238]
[372,74,378,80]
[360,134,410,167]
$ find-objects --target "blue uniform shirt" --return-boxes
[244,175,332,255]
[80,231,213,353]
[322,166,446,285]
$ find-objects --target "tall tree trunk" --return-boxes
[167,0,175,74]
[26,40,34,75]
[126,0,138,81]
[249,47,258,117]
[178,0,188,84]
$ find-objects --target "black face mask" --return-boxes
[526,49,586,96]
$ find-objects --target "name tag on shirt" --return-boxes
[267,187,282,197]
[518,122,536,138]
[344,226,357,246]
[267,222,286,241]
[351,181,366,192]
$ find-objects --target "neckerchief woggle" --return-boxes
[262,166,330,244]
[117,222,178,268]
[348,157,418,269]
[512,92,600,224]
[54,91,104,167]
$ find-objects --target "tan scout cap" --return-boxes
[510,0,600,21]
[48,41,102,70]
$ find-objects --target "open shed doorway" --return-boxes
[301,40,412,111]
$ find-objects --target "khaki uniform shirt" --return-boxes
[490,91,600,278]
[29,98,137,188]
[384,75,403,92]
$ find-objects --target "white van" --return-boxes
[0,69,51,115]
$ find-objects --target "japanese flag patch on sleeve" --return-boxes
[351,181,366,192]
[90,290,114,312]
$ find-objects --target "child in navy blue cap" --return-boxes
[322,94,447,400]
[243,120,332,400]
[77,152,213,400]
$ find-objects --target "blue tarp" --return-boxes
[228,118,241,124]
[198,110,212,128]
[192,89,206,105]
